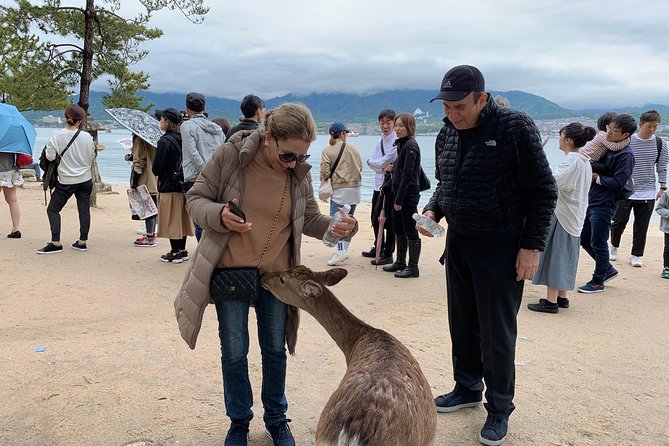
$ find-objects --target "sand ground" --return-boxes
[1,182,668,446]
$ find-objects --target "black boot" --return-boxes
[383,236,407,272]
[395,239,421,278]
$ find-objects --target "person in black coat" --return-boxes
[152,108,194,263]
[382,112,423,278]
[423,66,557,446]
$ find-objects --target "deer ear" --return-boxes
[302,280,323,297]
[314,268,348,286]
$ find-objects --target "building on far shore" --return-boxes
[42,115,62,124]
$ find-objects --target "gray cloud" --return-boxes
[88,0,669,108]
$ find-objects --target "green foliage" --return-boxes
[102,68,153,112]
[0,0,209,113]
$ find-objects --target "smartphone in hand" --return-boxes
[227,200,246,222]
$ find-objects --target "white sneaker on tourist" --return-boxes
[629,255,643,267]
[609,244,618,261]
[327,251,350,266]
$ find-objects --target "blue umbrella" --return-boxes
[0,103,37,156]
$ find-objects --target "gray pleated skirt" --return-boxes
[532,214,580,291]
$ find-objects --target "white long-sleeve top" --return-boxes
[629,134,668,200]
[46,128,96,185]
[366,131,397,191]
[554,152,592,237]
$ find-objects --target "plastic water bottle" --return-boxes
[413,213,445,238]
[323,204,351,247]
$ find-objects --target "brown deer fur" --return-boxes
[261,266,436,446]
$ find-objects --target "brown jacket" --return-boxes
[174,129,344,351]
[132,138,157,194]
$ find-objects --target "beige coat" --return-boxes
[174,129,351,352]
[132,138,157,194]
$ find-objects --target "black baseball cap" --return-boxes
[160,108,182,124]
[186,92,206,112]
[430,65,485,102]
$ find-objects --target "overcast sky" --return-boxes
[11,0,669,109]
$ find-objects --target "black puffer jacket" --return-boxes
[424,98,557,250]
[152,131,184,193]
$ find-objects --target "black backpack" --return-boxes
[39,129,80,204]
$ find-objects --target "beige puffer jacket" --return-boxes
[174,129,344,352]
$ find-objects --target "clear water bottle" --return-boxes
[413,213,445,238]
[323,204,351,247]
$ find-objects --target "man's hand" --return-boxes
[515,248,539,281]
[417,211,436,237]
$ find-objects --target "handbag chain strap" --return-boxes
[257,172,290,267]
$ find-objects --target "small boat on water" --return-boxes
[347,131,359,137]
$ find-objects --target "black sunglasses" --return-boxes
[276,139,310,163]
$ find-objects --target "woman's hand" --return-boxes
[330,215,357,238]
[383,163,394,173]
[220,199,252,232]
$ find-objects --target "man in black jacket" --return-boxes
[226,94,265,140]
[421,65,557,446]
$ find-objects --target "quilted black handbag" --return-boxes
[209,173,290,301]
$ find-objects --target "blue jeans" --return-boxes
[580,204,616,285]
[194,221,202,241]
[329,199,356,242]
[214,288,288,426]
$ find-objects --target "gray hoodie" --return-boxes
[181,114,225,182]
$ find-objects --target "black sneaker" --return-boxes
[224,421,249,446]
[71,241,87,252]
[527,298,559,314]
[435,389,482,413]
[602,267,619,284]
[479,413,508,446]
[265,419,295,446]
[7,230,21,239]
[180,250,189,261]
[36,243,63,255]
[557,297,569,308]
[161,251,183,264]
[361,246,376,258]
[370,255,393,266]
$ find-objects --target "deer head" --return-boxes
[261,266,348,308]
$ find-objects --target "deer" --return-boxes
[261,265,436,446]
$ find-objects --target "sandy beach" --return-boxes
[1,182,668,446]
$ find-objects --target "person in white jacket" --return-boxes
[180,92,226,240]
[37,104,96,255]
[363,109,397,265]
[527,123,595,313]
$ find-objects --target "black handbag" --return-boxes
[209,173,290,301]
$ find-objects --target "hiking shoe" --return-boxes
[435,389,483,413]
[479,413,509,446]
[180,250,189,261]
[557,297,570,308]
[370,255,393,266]
[134,235,157,247]
[265,420,296,446]
[629,255,643,267]
[662,267,669,279]
[7,230,21,239]
[577,281,604,294]
[37,243,63,255]
[609,244,618,261]
[224,421,249,446]
[602,267,619,283]
[527,298,559,314]
[71,241,87,252]
[161,251,183,264]
[327,251,349,266]
[361,246,376,258]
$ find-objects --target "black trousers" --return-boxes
[392,194,419,241]
[445,229,523,417]
[47,180,93,242]
[610,199,656,256]
[664,233,669,267]
[371,189,395,256]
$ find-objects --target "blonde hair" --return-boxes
[264,103,317,142]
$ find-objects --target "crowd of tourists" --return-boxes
[2,64,669,446]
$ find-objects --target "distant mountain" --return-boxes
[21,89,624,125]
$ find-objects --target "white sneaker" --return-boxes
[327,251,350,266]
[609,244,618,261]
[630,255,643,267]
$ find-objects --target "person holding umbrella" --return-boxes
[0,103,38,238]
